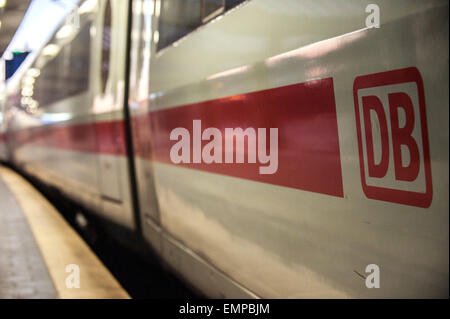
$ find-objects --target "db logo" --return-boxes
[353,67,432,207]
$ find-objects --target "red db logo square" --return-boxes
[353,67,432,208]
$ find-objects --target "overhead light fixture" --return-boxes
[42,44,60,56]
[0,0,6,9]
[21,96,32,105]
[143,0,154,16]
[22,76,35,85]
[79,0,97,14]
[155,0,161,17]
[56,24,75,39]
[27,68,41,77]
[21,87,33,97]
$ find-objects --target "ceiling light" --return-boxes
[27,68,41,77]
[42,44,60,56]
[56,24,75,39]
[79,0,97,14]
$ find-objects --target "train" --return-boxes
[0,0,448,298]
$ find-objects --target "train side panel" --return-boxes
[2,0,448,299]
[4,0,135,229]
[129,0,449,298]
[0,75,7,162]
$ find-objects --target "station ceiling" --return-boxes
[0,0,31,57]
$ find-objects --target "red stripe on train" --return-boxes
[134,78,344,197]
[8,78,343,197]
[10,120,127,156]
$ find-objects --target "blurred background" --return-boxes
[1,0,79,80]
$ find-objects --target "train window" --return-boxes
[101,0,112,93]
[158,0,202,51]
[31,22,91,108]
[202,0,224,23]
[157,0,246,51]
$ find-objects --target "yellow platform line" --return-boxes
[0,166,130,299]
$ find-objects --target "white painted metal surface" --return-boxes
[1,0,448,298]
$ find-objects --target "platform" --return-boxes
[0,166,130,299]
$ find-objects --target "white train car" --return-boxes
[0,60,7,162]
[2,0,135,228]
[1,0,448,298]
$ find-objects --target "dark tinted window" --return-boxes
[157,0,245,51]
[202,0,224,22]
[31,22,91,108]
[101,0,112,92]
[158,0,202,51]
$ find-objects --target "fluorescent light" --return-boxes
[155,0,161,17]
[21,96,32,105]
[27,68,40,77]
[42,44,60,56]
[0,0,6,9]
[79,0,97,14]
[56,24,75,39]
[23,76,35,85]
[143,0,154,16]
[21,87,33,97]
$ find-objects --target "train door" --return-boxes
[128,0,162,238]
[93,0,123,203]
[88,0,137,231]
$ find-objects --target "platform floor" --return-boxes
[0,166,130,299]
